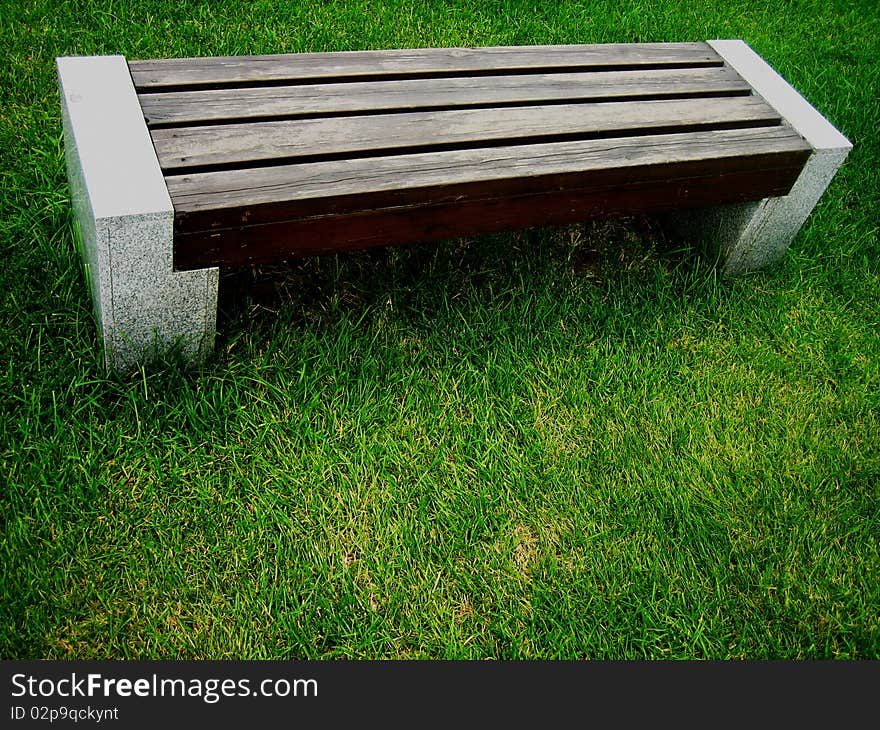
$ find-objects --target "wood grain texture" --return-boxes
[152,96,781,171]
[131,43,816,271]
[129,42,721,89]
[166,127,811,229]
[138,66,750,126]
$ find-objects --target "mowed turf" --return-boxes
[0,0,878,659]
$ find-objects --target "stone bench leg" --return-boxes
[665,39,852,275]
[57,55,218,373]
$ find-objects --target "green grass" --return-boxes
[1,0,878,659]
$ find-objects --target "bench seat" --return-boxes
[130,44,811,270]
[57,41,851,371]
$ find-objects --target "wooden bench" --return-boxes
[57,40,851,372]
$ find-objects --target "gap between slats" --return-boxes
[152,96,785,175]
[143,90,751,129]
[159,118,783,176]
[137,65,750,127]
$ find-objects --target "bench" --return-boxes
[57,40,851,372]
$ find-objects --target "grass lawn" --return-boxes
[1,0,878,659]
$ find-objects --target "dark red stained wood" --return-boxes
[129,42,721,90]
[138,66,750,127]
[151,96,781,172]
[172,163,806,270]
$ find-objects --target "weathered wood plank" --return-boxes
[138,66,750,126]
[130,42,721,89]
[172,163,806,270]
[166,127,811,231]
[152,96,781,171]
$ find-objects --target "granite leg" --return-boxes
[665,39,852,275]
[57,55,218,373]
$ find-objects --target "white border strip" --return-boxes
[56,55,171,220]
[708,39,851,152]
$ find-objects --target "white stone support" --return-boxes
[666,39,852,275]
[57,55,218,373]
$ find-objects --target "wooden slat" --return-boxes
[167,127,811,232]
[173,163,806,270]
[129,42,721,89]
[152,96,781,171]
[138,66,751,127]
